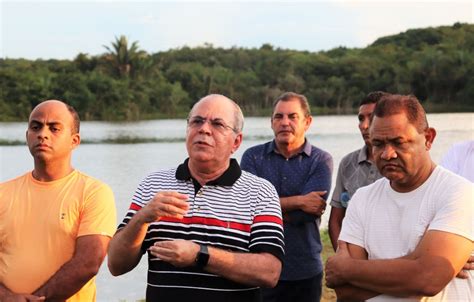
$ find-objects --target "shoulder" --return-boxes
[240,171,277,192]
[0,173,30,196]
[309,144,333,162]
[451,140,474,153]
[142,168,177,182]
[431,166,472,191]
[74,170,114,194]
[0,172,29,187]
[135,168,178,190]
[340,148,364,165]
[351,177,388,202]
[242,141,271,157]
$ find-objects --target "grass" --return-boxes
[321,228,337,302]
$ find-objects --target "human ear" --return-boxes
[71,133,81,149]
[424,128,436,150]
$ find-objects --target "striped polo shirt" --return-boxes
[118,159,284,302]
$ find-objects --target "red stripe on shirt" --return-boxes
[253,215,283,225]
[160,216,252,232]
[129,203,142,211]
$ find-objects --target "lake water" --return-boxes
[1,113,473,301]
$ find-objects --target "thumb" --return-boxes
[315,190,327,196]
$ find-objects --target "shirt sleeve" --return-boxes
[249,180,285,262]
[78,182,117,238]
[429,179,474,241]
[439,146,459,174]
[240,149,258,175]
[330,159,346,208]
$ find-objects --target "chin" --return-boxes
[276,137,291,145]
[383,172,404,182]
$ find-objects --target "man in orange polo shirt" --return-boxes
[0,100,116,301]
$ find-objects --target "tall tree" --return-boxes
[103,35,147,77]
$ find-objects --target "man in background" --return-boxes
[241,92,332,302]
[328,91,386,250]
[108,94,284,302]
[0,100,117,301]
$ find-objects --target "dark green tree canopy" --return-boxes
[0,23,473,121]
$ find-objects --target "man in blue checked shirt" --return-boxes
[241,92,333,302]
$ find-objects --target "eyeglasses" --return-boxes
[187,116,237,134]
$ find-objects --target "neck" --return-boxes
[188,159,229,186]
[276,140,305,159]
[33,159,74,182]
[365,143,374,161]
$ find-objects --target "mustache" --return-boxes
[192,138,212,146]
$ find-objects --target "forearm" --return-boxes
[344,257,453,297]
[33,235,109,301]
[1,283,45,301]
[280,196,303,212]
[32,264,91,301]
[328,222,341,252]
[328,206,345,251]
[205,247,281,288]
[108,214,149,276]
[334,284,379,302]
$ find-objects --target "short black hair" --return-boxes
[66,104,80,134]
[359,91,389,107]
[372,94,428,133]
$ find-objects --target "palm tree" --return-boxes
[103,35,147,77]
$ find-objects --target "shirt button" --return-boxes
[283,176,287,180]
[197,190,203,196]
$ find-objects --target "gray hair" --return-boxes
[272,92,311,117]
[189,94,244,133]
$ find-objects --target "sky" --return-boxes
[1,0,473,60]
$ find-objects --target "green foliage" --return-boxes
[1,23,473,121]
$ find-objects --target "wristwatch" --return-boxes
[195,244,210,269]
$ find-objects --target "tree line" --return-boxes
[1,22,473,121]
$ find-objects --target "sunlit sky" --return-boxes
[1,0,473,60]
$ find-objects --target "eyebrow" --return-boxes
[29,120,64,127]
[191,115,226,121]
[273,112,299,116]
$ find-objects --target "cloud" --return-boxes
[2,0,472,59]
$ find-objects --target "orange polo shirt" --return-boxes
[0,170,116,301]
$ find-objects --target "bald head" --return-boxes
[30,100,80,134]
[189,94,244,133]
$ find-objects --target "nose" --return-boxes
[360,119,369,131]
[380,144,397,160]
[280,115,291,125]
[197,120,212,134]
[36,127,49,139]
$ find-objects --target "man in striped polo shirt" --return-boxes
[108,94,285,302]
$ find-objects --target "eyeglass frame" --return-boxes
[187,115,239,134]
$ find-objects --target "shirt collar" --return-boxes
[267,139,312,157]
[357,145,370,164]
[175,158,242,186]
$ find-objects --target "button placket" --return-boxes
[195,187,204,212]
